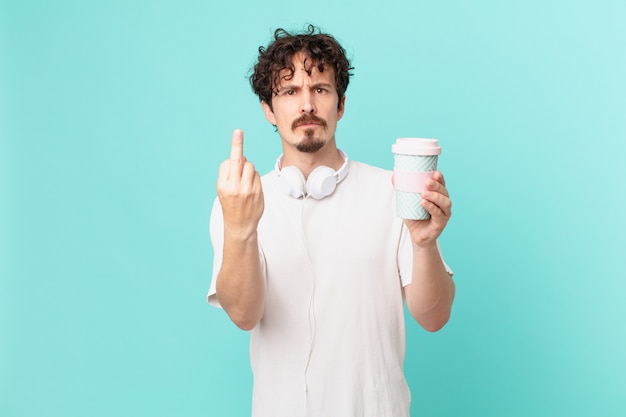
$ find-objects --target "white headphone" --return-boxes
[274,150,349,199]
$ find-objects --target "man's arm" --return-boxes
[402,171,455,332]
[215,129,265,330]
[405,243,455,332]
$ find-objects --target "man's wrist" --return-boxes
[411,239,438,253]
[224,227,259,245]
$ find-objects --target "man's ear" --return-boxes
[261,101,276,125]
[337,95,346,121]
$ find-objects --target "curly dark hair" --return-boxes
[250,25,353,110]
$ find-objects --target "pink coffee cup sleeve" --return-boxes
[393,170,434,193]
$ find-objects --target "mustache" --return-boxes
[292,114,327,130]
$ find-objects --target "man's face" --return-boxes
[262,52,345,154]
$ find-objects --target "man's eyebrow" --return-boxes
[276,83,299,91]
[311,82,334,89]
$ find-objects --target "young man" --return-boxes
[208,25,455,417]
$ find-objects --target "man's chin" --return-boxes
[294,129,325,153]
[296,140,325,153]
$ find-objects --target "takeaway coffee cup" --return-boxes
[392,138,442,220]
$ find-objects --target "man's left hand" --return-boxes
[403,171,452,248]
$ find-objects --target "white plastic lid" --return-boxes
[392,138,441,156]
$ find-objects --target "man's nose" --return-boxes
[300,91,316,113]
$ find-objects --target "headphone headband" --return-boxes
[274,150,349,199]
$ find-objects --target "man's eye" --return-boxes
[286,90,295,95]
[316,88,326,93]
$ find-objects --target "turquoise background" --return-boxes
[2,0,625,416]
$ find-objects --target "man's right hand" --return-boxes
[217,129,264,239]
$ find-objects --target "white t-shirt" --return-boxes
[208,160,449,417]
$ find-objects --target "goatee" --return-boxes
[296,128,325,153]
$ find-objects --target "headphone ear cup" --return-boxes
[306,166,337,199]
[279,166,306,198]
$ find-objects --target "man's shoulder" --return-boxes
[348,160,392,180]
[350,159,390,172]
